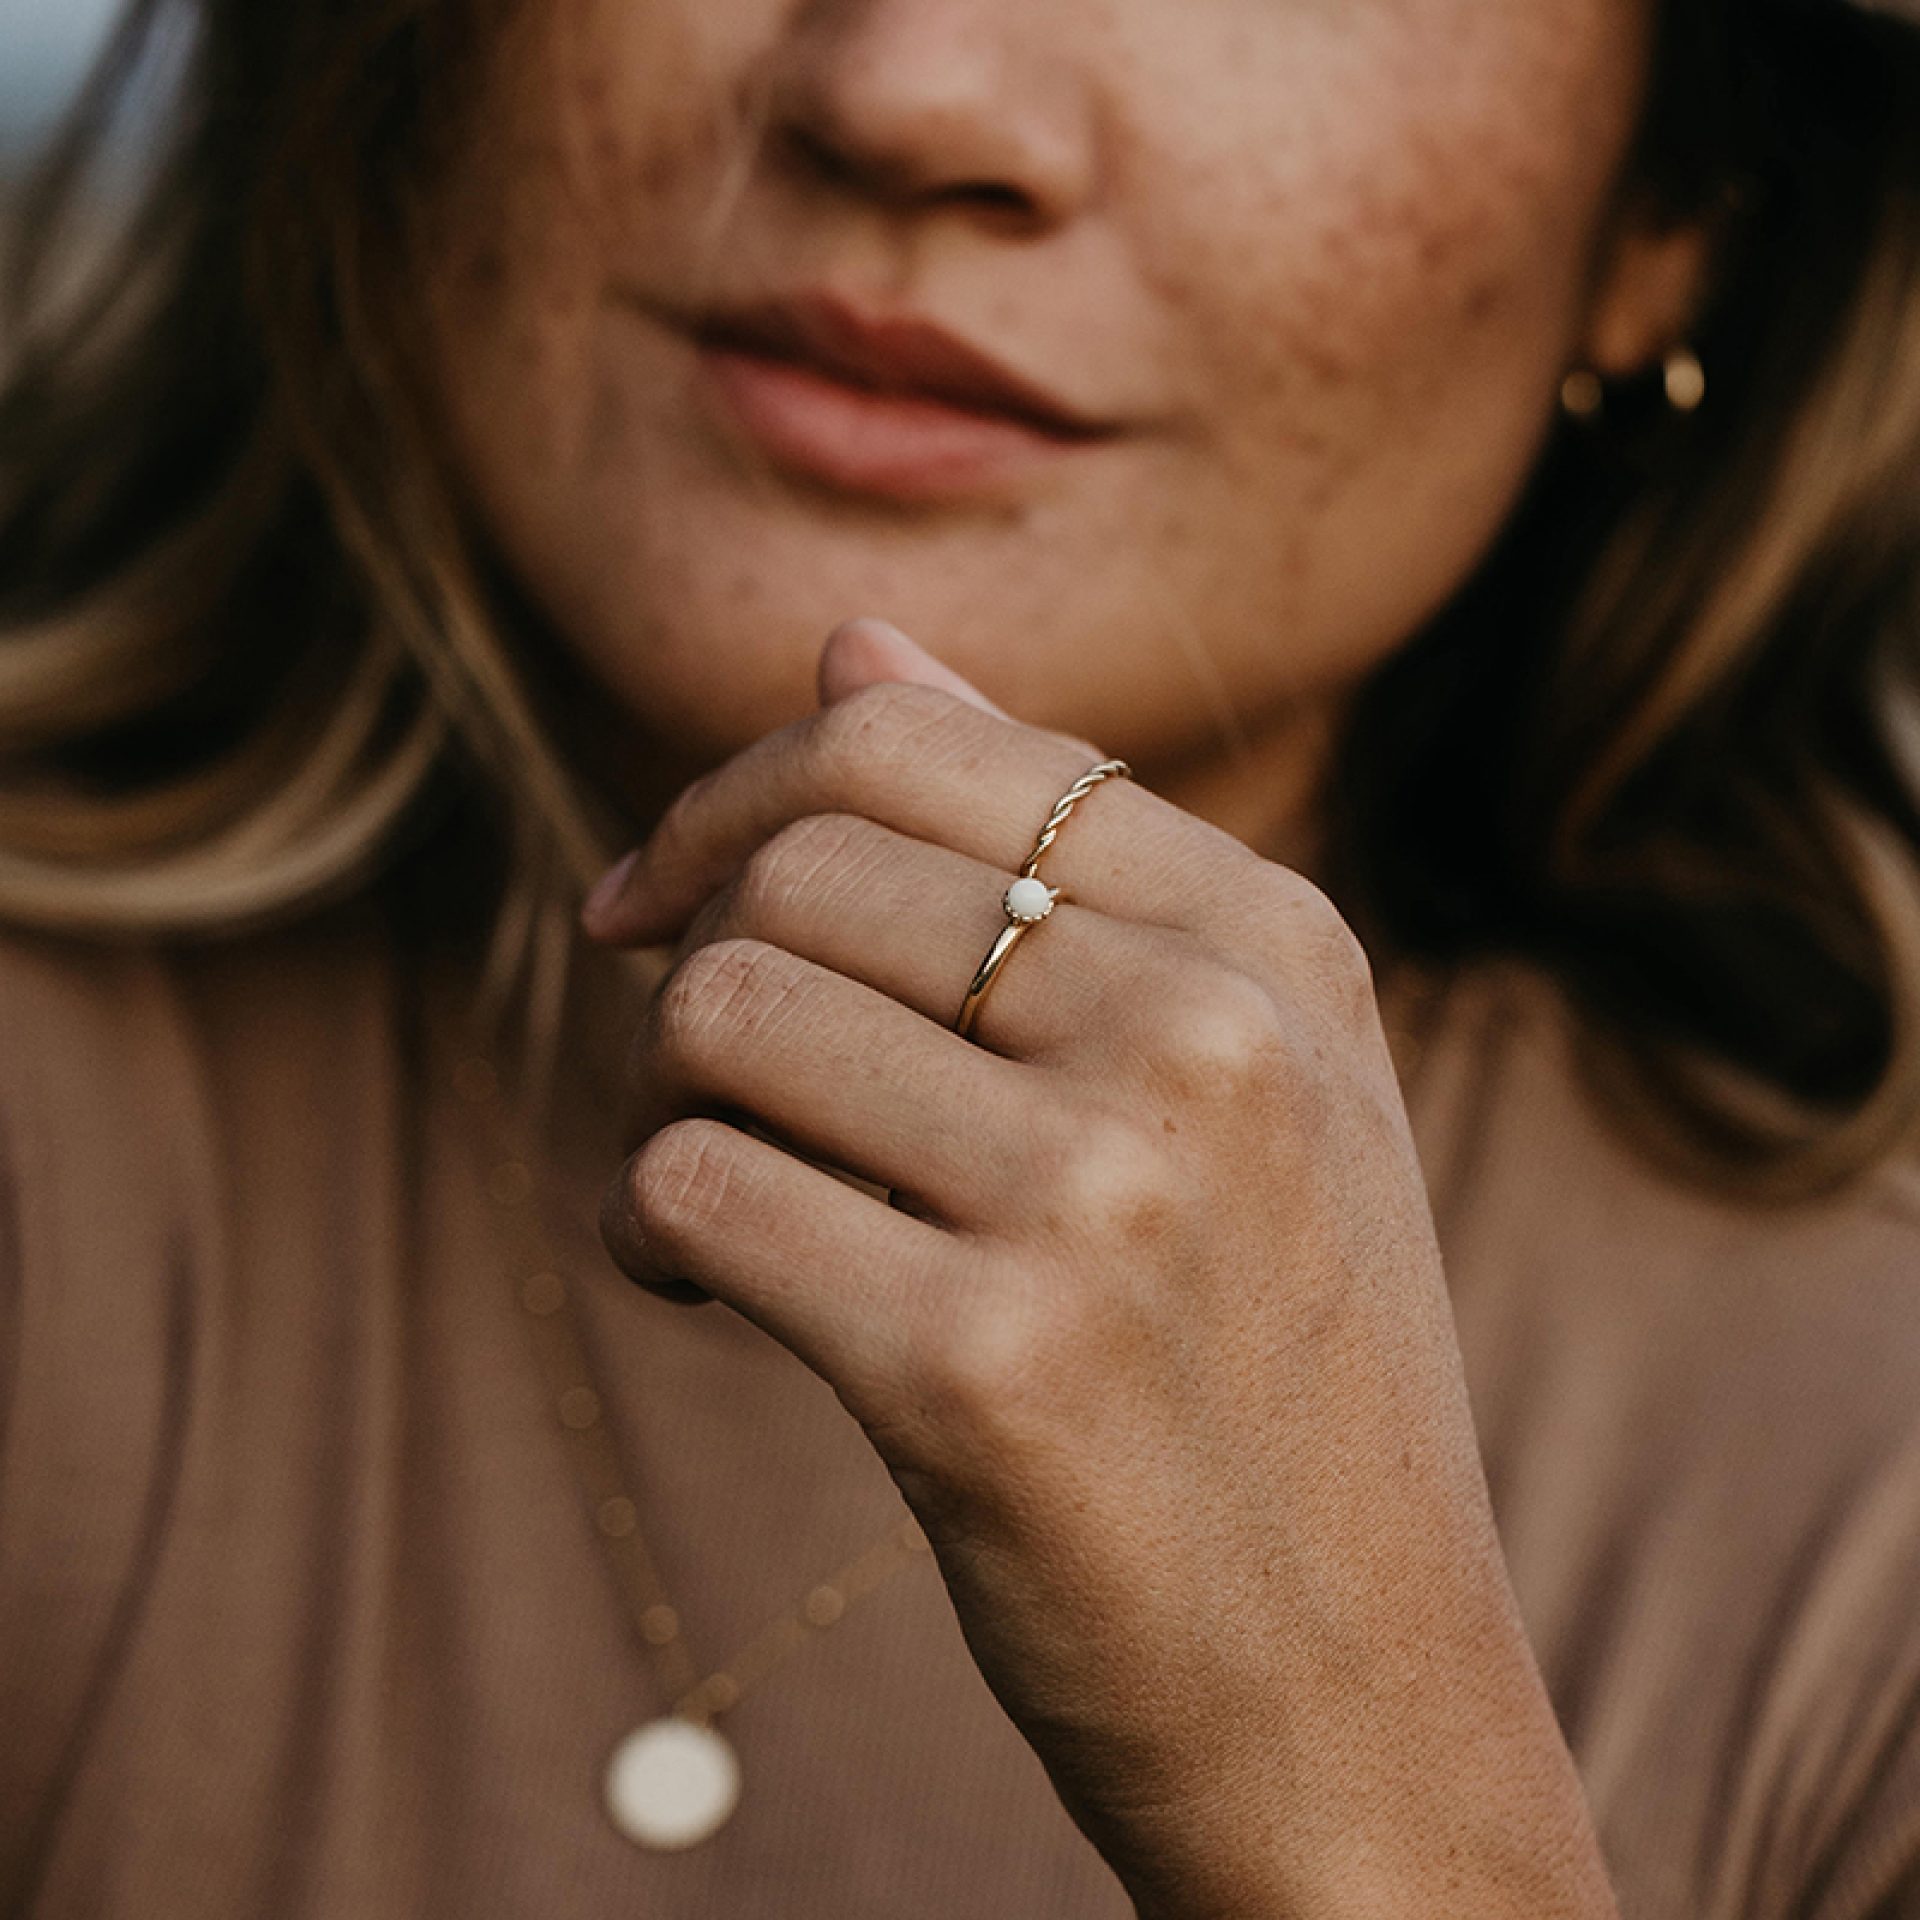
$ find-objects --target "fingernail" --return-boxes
[582,849,640,931]
[872,621,951,675]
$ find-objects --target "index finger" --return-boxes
[580,678,1245,948]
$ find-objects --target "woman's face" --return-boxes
[420,0,1675,840]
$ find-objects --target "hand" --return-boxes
[582,618,1617,1920]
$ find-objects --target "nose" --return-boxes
[759,0,1099,230]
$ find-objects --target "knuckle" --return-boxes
[734,812,867,924]
[1315,903,1376,1002]
[909,1258,1150,1464]
[1288,878,1377,1005]
[812,679,961,779]
[618,1118,740,1248]
[652,936,796,1060]
[1037,1109,1178,1246]
[913,1284,1067,1440]
[1143,960,1283,1090]
[815,677,931,755]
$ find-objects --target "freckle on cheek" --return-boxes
[1460,277,1503,328]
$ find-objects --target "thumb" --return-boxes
[817,617,1010,718]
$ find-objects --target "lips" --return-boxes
[692,293,1108,438]
[644,288,1118,499]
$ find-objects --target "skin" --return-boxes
[415,0,1717,1909]
[420,0,1705,855]
[580,633,1622,1915]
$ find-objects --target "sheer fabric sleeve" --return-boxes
[1792,1427,1920,1920]
[0,929,202,1911]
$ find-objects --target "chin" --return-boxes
[534,523,1082,734]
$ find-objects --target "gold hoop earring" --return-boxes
[1558,344,1706,425]
[1559,367,1606,423]
[1662,344,1707,413]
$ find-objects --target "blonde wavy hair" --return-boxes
[3,0,1920,1203]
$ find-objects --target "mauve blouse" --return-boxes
[4,889,1920,1919]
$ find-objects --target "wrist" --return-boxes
[1112,1582,1619,1920]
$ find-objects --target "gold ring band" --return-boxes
[887,758,1132,1215]
[951,758,1132,1041]
[954,912,1048,1040]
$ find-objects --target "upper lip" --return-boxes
[680,290,1113,439]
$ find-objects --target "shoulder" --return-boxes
[0,892,427,1400]
[0,897,417,1876]
[0,894,403,1170]
[1439,954,1920,1524]
[0,924,207,1277]
[1423,957,1920,1920]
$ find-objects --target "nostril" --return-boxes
[778,118,1041,225]
[779,119,869,192]
[949,180,1032,217]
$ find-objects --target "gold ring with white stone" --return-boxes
[951,758,1132,1042]
[953,875,1062,1040]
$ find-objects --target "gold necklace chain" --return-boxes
[435,1008,934,1851]
[427,927,1451,1852]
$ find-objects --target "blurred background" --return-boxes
[12,0,1920,175]
[1,0,121,166]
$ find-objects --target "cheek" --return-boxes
[419,0,743,481]
[549,0,761,204]
[423,146,594,479]
[1132,2,1644,477]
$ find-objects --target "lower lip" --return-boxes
[694,342,1103,501]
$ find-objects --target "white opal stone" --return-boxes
[1005,877,1057,923]
[604,1717,742,1850]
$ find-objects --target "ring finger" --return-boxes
[664,809,1182,1061]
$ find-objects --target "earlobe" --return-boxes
[1578,207,1717,382]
